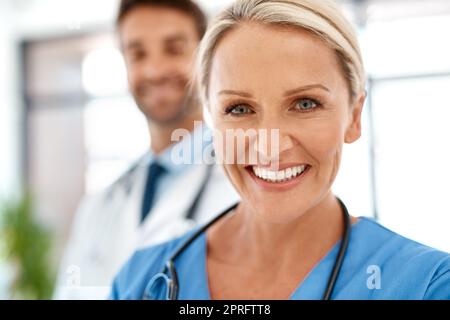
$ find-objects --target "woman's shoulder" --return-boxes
[109,229,198,300]
[356,216,449,260]
[351,217,450,299]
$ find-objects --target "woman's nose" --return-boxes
[252,130,295,167]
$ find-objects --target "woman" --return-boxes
[110,0,450,300]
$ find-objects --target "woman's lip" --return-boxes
[245,163,310,171]
[245,165,311,191]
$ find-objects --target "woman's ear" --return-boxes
[344,92,366,144]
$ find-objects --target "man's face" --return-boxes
[119,6,200,125]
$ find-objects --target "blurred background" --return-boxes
[0,0,449,299]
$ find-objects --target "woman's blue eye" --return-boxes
[227,104,252,115]
[295,98,319,111]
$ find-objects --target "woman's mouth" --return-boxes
[245,164,311,189]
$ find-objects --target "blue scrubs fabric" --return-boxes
[110,217,450,300]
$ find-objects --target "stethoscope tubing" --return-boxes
[149,198,350,300]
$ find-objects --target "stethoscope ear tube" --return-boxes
[322,197,351,300]
[164,203,239,300]
[167,260,179,300]
[163,202,239,300]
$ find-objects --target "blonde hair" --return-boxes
[196,0,366,107]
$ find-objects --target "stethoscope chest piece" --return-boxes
[144,271,171,300]
[144,261,179,300]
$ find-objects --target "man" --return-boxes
[54,0,238,299]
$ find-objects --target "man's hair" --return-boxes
[116,0,208,39]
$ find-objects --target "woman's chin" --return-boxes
[244,197,312,224]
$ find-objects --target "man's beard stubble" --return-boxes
[134,76,200,127]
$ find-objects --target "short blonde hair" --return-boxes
[196,0,366,107]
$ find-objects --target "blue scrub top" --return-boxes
[110,217,450,300]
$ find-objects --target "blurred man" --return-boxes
[54,0,238,299]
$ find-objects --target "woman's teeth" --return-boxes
[252,165,308,183]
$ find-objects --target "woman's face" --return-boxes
[208,23,364,222]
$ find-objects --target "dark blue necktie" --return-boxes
[141,161,167,223]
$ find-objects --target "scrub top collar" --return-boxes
[154,218,366,300]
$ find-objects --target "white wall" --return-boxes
[13,0,120,39]
[0,0,124,201]
[0,1,21,200]
[0,0,227,202]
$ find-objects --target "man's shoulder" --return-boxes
[110,154,149,187]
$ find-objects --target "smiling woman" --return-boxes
[205,21,364,226]
[110,0,450,300]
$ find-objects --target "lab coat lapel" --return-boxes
[114,164,146,257]
[93,157,147,269]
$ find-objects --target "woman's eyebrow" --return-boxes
[284,84,330,96]
[217,90,253,98]
[217,84,330,98]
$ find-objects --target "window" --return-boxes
[363,13,450,252]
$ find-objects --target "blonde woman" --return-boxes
[111,0,450,300]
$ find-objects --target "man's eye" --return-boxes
[294,98,320,111]
[225,104,253,115]
[167,46,185,56]
[130,51,146,62]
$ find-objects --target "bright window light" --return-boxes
[372,77,450,253]
[82,48,128,97]
[362,15,450,77]
[83,96,149,194]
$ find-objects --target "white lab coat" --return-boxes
[53,156,239,300]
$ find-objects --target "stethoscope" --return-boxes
[143,197,351,300]
[106,153,214,221]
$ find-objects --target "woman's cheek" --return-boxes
[315,124,345,185]
[306,121,344,169]
[212,126,247,193]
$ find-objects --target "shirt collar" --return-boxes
[145,122,212,174]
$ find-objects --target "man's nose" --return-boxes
[142,55,173,80]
